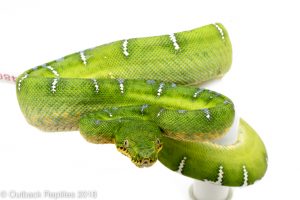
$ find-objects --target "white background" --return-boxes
[0,0,299,199]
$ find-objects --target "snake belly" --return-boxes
[16,23,267,186]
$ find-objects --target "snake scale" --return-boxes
[16,23,267,187]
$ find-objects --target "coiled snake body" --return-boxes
[16,23,267,186]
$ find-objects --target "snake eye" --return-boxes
[156,138,161,145]
[123,139,129,148]
[156,138,162,150]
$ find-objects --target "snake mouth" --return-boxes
[117,147,157,167]
[132,158,156,168]
[117,146,131,157]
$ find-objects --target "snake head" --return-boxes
[115,120,163,168]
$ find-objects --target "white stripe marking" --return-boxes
[178,110,187,114]
[47,66,60,77]
[122,39,129,57]
[169,33,180,50]
[141,104,149,115]
[177,157,187,174]
[157,109,164,117]
[242,165,248,187]
[51,78,59,93]
[92,79,99,93]
[203,109,211,119]
[118,79,125,94]
[18,74,29,91]
[80,51,87,66]
[157,82,165,97]
[214,23,225,41]
[204,165,224,185]
[224,100,231,105]
[104,109,113,118]
[193,88,204,98]
[215,165,224,185]
[146,80,156,85]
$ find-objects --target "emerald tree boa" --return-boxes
[16,23,267,186]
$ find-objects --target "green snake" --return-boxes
[16,23,267,187]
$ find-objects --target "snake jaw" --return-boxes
[132,157,157,168]
[117,146,158,167]
[117,146,131,158]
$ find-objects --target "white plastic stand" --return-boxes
[189,79,239,200]
[189,181,233,200]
